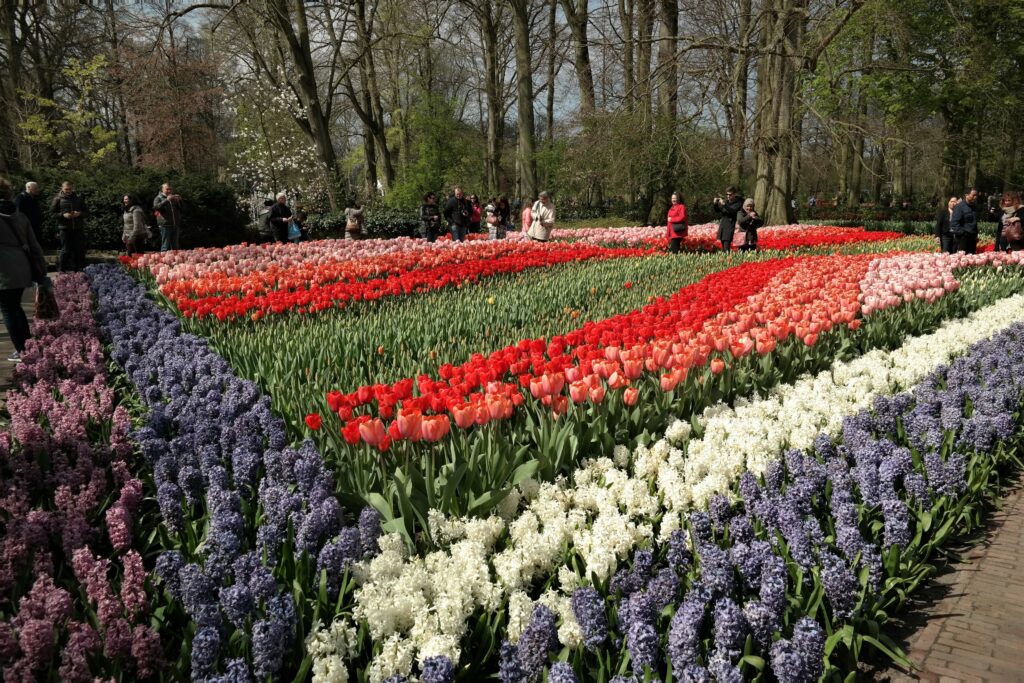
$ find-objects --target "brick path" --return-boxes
[881,472,1024,682]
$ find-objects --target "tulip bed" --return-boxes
[17,228,1024,682]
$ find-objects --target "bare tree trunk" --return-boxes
[354,0,394,190]
[266,0,341,209]
[560,0,596,116]
[478,1,502,195]
[650,0,677,221]
[546,0,556,143]
[636,0,654,115]
[617,0,634,110]
[105,0,136,165]
[728,0,752,185]
[510,0,537,199]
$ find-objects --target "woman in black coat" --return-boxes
[713,187,744,252]
[934,196,957,254]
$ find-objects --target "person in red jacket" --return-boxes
[666,192,688,253]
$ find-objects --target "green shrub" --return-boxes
[18,166,248,250]
[306,206,422,239]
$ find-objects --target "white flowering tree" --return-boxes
[226,89,331,220]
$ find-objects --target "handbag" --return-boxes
[35,287,59,320]
[1004,217,1023,243]
[287,221,302,241]
[670,222,687,237]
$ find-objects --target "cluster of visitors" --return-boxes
[664,186,761,254]
[417,187,556,243]
[933,188,1023,255]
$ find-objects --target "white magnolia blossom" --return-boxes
[312,289,1024,679]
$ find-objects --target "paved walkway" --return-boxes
[882,472,1024,682]
[0,287,35,393]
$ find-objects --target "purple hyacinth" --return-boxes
[689,511,713,543]
[498,641,525,683]
[611,549,654,597]
[776,502,814,570]
[697,543,734,597]
[764,460,785,493]
[627,619,660,671]
[743,599,779,649]
[727,515,754,545]
[759,553,787,614]
[570,587,608,649]
[668,591,708,670]
[647,568,681,610]
[792,617,826,680]
[769,638,806,683]
[155,550,185,599]
[420,655,456,683]
[712,597,747,660]
[359,507,382,557]
[219,583,255,629]
[547,663,579,683]
[820,551,859,619]
[903,472,930,506]
[677,664,711,683]
[707,651,744,683]
[708,495,734,531]
[882,499,911,549]
[516,604,558,680]
[190,626,221,680]
[666,529,692,572]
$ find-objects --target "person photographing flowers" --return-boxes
[665,192,688,254]
[712,187,744,252]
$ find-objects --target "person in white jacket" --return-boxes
[528,191,555,241]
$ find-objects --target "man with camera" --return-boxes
[444,186,472,242]
[712,186,745,252]
[51,180,88,271]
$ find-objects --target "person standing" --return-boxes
[497,196,512,233]
[268,192,293,244]
[344,199,364,240]
[485,197,506,239]
[527,191,555,242]
[934,196,958,254]
[665,192,688,254]
[153,182,183,252]
[469,194,482,234]
[420,192,441,242]
[0,177,52,362]
[712,186,744,252]
[51,180,88,271]
[736,198,763,251]
[443,186,471,242]
[521,196,534,234]
[121,195,149,255]
[999,191,1024,252]
[950,187,979,254]
[15,181,43,242]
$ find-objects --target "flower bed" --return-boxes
[310,277,1024,681]
[0,274,161,681]
[86,264,380,680]
[549,223,906,249]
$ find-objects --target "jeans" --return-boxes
[0,288,30,352]
[58,229,86,271]
[450,224,466,242]
[160,224,180,252]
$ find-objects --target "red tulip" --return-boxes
[551,395,569,417]
[589,385,606,404]
[607,371,629,390]
[421,415,451,442]
[452,403,476,429]
[622,359,643,380]
[710,358,725,375]
[623,387,639,406]
[304,413,322,430]
[569,380,589,403]
[803,333,818,347]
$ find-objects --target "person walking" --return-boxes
[934,196,958,254]
[443,186,471,242]
[527,191,555,242]
[950,187,979,254]
[51,180,88,270]
[469,194,482,235]
[15,181,44,242]
[344,199,364,240]
[0,177,52,362]
[736,198,763,251]
[999,191,1024,252]
[712,186,744,252]
[521,196,534,234]
[121,195,149,255]
[485,197,506,239]
[268,192,293,244]
[665,192,688,254]
[420,192,442,242]
[153,182,183,252]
